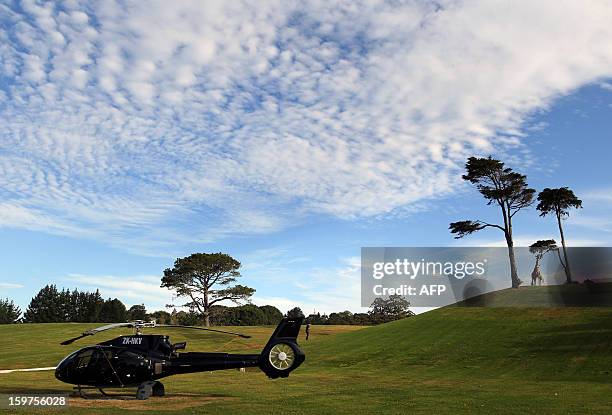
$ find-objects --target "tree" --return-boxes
[286,307,304,318]
[68,289,104,322]
[127,304,147,321]
[23,284,63,322]
[259,305,283,325]
[529,240,558,286]
[228,304,265,325]
[327,310,354,325]
[0,298,21,324]
[536,187,582,284]
[306,312,328,325]
[149,310,172,324]
[173,310,201,326]
[99,298,128,322]
[369,295,413,323]
[161,253,255,326]
[450,156,535,288]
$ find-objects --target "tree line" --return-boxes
[288,295,413,325]
[1,284,132,323]
[1,286,412,326]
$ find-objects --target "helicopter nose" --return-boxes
[54,353,78,384]
[55,359,70,382]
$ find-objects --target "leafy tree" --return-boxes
[536,187,582,283]
[149,310,172,324]
[23,284,63,322]
[127,304,148,321]
[450,156,535,287]
[223,304,265,325]
[259,305,283,325]
[161,253,255,326]
[67,289,104,322]
[306,312,328,325]
[529,240,558,286]
[306,313,327,325]
[327,311,354,325]
[174,310,202,326]
[0,298,21,324]
[286,307,304,318]
[369,294,413,323]
[99,298,128,322]
[351,313,372,325]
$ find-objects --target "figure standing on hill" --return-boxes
[305,323,311,340]
[531,262,543,286]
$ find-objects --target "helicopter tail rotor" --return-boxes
[259,317,305,378]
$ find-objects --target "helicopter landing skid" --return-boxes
[72,385,143,400]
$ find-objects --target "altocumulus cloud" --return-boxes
[2,0,612,253]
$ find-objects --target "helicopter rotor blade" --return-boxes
[60,334,92,345]
[59,322,137,345]
[156,325,252,339]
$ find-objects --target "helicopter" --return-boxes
[55,317,305,399]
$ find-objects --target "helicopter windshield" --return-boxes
[56,346,119,386]
[56,345,153,387]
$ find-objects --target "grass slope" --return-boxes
[1,307,612,414]
[452,282,612,307]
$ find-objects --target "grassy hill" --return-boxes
[452,282,612,307]
[1,306,611,414]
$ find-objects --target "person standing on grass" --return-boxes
[305,322,311,340]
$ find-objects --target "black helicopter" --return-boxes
[55,317,305,399]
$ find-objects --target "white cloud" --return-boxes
[66,274,175,310]
[1,1,612,252]
[0,282,25,289]
[570,188,612,235]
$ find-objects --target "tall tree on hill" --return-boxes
[450,157,536,288]
[536,187,582,284]
[161,253,255,327]
[0,298,21,323]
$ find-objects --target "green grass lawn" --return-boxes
[1,306,611,414]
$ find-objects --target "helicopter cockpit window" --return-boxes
[75,349,94,369]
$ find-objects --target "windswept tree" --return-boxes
[161,253,255,326]
[529,239,558,286]
[536,187,582,284]
[450,157,535,288]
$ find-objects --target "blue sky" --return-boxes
[1,1,611,314]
